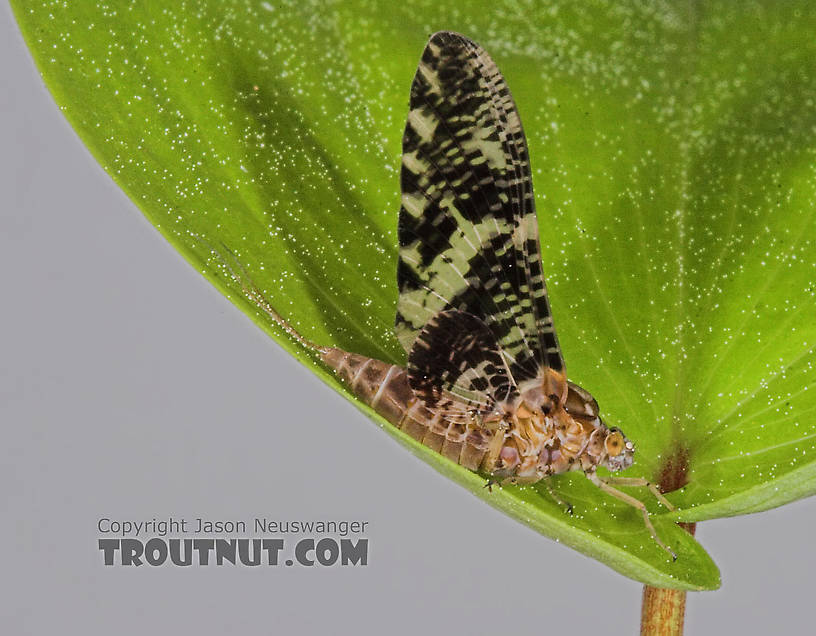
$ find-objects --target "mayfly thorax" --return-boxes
[213,31,677,559]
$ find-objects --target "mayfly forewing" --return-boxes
[395,31,564,388]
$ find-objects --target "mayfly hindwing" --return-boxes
[407,309,515,417]
[395,31,564,405]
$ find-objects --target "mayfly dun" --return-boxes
[212,31,677,558]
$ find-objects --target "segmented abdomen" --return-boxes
[321,348,493,471]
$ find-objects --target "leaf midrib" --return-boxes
[664,0,701,491]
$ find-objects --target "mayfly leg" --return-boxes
[543,479,574,515]
[586,472,677,561]
[600,476,676,512]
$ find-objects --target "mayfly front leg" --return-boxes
[600,476,676,512]
[586,472,677,561]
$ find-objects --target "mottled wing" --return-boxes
[407,310,517,417]
[396,31,564,392]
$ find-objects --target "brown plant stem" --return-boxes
[640,522,696,636]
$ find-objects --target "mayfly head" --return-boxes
[602,427,635,472]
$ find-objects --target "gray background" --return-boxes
[1,5,813,634]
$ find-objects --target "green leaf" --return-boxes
[13,0,816,590]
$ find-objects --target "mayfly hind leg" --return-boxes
[586,472,677,561]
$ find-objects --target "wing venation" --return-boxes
[395,31,564,388]
[407,310,517,417]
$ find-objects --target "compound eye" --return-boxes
[605,431,625,457]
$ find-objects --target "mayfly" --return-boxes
[215,31,677,558]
